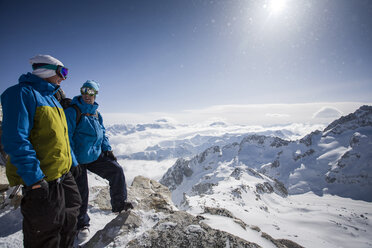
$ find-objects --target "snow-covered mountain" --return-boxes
[158,105,372,247]
[161,105,372,203]
[106,120,325,183]
[106,119,324,162]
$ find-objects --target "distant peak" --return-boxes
[209,121,226,127]
[323,105,372,134]
[155,119,169,123]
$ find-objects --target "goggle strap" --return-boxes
[33,64,59,70]
[32,63,53,70]
[32,64,68,79]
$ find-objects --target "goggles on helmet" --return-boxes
[32,63,69,79]
[81,87,98,96]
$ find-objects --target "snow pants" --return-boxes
[76,152,127,229]
[21,172,82,248]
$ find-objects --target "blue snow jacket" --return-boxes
[1,73,75,186]
[64,96,111,165]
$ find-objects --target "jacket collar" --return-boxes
[18,73,59,96]
[72,95,99,114]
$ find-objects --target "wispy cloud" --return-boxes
[265,113,291,118]
[103,102,370,126]
[312,107,343,119]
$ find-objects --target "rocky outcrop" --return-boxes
[299,130,321,146]
[127,211,261,248]
[84,176,302,248]
[128,175,176,213]
[0,166,8,193]
[159,158,192,191]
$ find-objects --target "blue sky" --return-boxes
[0,0,371,124]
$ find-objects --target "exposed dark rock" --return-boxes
[323,105,372,134]
[274,179,288,197]
[160,158,192,191]
[198,146,221,164]
[293,149,315,161]
[256,182,274,194]
[241,135,267,146]
[270,137,290,148]
[203,206,248,230]
[231,167,243,180]
[271,159,280,168]
[191,182,216,195]
[203,206,235,219]
[299,130,321,146]
[261,232,304,248]
[246,168,264,179]
[326,176,337,183]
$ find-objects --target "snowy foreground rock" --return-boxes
[84,176,303,248]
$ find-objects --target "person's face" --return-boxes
[44,74,64,85]
[82,93,95,105]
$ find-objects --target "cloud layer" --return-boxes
[103,102,370,126]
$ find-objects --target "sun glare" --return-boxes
[268,0,288,14]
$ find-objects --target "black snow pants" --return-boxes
[21,172,82,248]
[76,152,127,229]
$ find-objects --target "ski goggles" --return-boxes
[32,63,69,79]
[80,87,98,96]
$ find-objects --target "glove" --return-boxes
[70,164,82,180]
[104,150,117,161]
[26,179,49,200]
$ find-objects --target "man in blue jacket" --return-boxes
[65,80,132,242]
[1,55,82,248]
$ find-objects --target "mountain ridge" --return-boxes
[161,105,372,202]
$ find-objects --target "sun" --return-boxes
[268,0,288,15]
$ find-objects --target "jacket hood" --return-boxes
[71,95,99,114]
[18,72,59,96]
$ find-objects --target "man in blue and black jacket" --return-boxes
[1,55,82,248]
[65,80,133,243]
